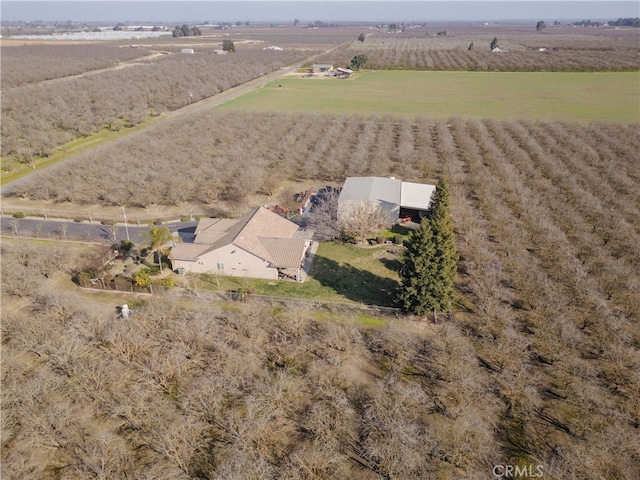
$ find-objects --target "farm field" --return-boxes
[2,19,640,480]
[219,70,640,121]
[2,111,639,477]
[4,110,638,211]
[317,25,640,72]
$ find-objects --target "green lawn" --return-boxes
[193,241,401,307]
[217,70,640,123]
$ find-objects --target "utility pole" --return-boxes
[122,206,130,241]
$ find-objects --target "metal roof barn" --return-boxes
[400,182,436,210]
[337,176,435,224]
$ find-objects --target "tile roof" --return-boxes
[178,207,306,266]
[259,237,308,268]
[194,218,240,244]
[232,207,300,263]
[170,243,215,261]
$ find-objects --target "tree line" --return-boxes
[172,23,202,37]
[574,17,640,27]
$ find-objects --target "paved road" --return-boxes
[0,216,198,245]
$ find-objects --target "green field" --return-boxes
[218,71,640,122]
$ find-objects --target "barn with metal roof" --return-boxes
[337,176,435,224]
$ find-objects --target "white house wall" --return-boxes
[173,243,278,279]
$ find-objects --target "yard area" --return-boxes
[189,241,403,307]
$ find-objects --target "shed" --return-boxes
[337,176,435,224]
[313,64,334,72]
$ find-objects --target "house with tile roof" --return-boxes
[170,207,315,281]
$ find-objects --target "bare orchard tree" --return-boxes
[303,190,342,241]
[8,219,20,236]
[108,224,119,243]
[341,201,394,244]
[58,222,68,240]
[32,222,42,238]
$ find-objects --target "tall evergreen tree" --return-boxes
[397,215,440,315]
[397,179,458,315]
[427,178,458,310]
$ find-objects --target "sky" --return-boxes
[1,1,638,23]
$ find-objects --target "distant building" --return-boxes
[337,176,436,224]
[181,48,195,54]
[263,45,284,51]
[312,64,334,73]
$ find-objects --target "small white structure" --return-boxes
[181,48,195,54]
[263,45,284,51]
[121,304,130,319]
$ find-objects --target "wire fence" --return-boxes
[188,288,403,317]
[78,279,169,296]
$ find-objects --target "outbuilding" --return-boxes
[336,67,353,77]
[337,176,436,224]
[312,64,334,73]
